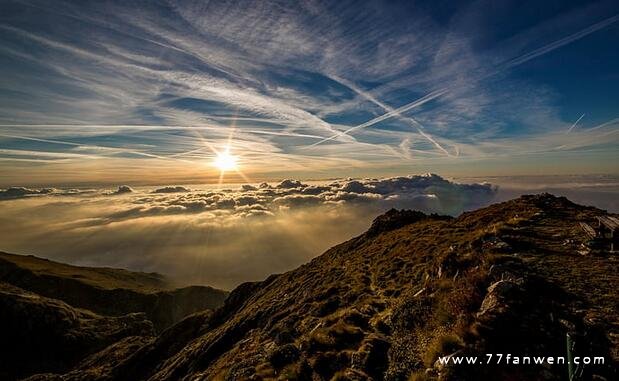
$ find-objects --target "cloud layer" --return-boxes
[0,174,497,289]
[0,186,89,199]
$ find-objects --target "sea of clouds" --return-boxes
[0,174,498,288]
[1,173,616,289]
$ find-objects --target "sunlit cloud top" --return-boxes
[0,0,618,186]
[0,173,499,288]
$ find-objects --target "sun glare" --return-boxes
[213,150,238,171]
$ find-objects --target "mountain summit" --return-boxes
[3,194,618,381]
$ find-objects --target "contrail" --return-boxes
[567,113,585,133]
[0,133,192,163]
[586,117,619,131]
[307,88,448,148]
[0,124,326,140]
[248,130,325,139]
[501,14,619,70]
[307,13,619,148]
[330,75,453,156]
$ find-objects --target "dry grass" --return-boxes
[11,194,618,381]
[422,334,463,367]
[0,251,168,292]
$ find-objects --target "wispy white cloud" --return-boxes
[308,11,619,148]
[0,0,617,181]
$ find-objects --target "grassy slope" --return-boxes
[0,252,168,293]
[0,252,229,332]
[112,194,617,381]
[0,282,154,381]
[14,194,619,381]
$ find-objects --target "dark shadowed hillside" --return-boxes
[0,252,168,292]
[0,252,228,332]
[0,282,154,380]
[7,194,619,381]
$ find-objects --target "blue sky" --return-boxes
[0,0,618,186]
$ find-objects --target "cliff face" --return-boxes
[5,194,619,381]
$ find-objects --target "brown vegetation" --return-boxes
[3,194,618,380]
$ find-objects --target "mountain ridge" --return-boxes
[0,252,229,333]
[0,252,168,292]
[4,194,618,380]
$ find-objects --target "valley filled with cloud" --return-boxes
[2,173,617,289]
[1,174,497,288]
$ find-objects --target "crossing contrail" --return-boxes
[307,13,619,149]
[307,88,448,148]
[329,75,453,156]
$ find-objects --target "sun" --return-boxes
[213,149,238,171]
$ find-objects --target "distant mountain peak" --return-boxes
[367,208,451,236]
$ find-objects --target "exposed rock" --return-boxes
[482,236,512,252]
[476,279,523,318]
